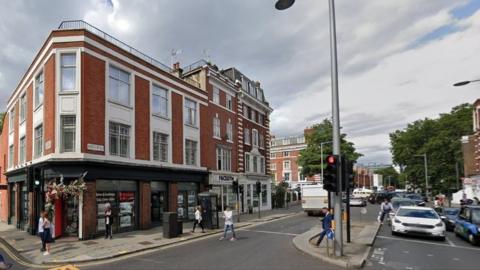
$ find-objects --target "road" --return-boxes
[82,211,341,270]
[364,204,480,270]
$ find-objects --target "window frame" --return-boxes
[184,98,197,127]
[19,94,26,123]
[213,117,221,139]
[8,145,14,168]
[213,87,220,104]
[34,71,44,109]
[8,109,15,134]
[60,53,77,92]
[226,120,233,142]
[283,151,290,157]
[108,65,131,107]
[216,146,232,172]
[34,124,43,158]
[19,136,26,164]
[244,128,251,145]
[152,84,169,118]
[226,95,233,110]
[153,131,169,162]
[252,129,259,147]
[283,160,291,170]
[60,115,76,153]
[109,121,131,158]
[185,139,198,166]
[245,153,251,172]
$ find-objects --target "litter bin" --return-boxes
[177,219,183,235]
[163,212,178,238]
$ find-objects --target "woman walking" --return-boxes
[191,206,205,233]
[219,207,237,241]
[105,203,113,239]
[42,212,53,255]
[38,211,46,252]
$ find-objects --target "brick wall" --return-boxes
[171,93,183,164]
[135,76,150,160]
[139,181,151,229]
[26,84,33,161]
[43,55,56,155]
[168,182,178,212]
[82,181,97,240]
[81,53,106,155]
[13,102,19,166]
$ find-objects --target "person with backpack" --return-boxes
[191,206,205,233]
[379,198,393,224]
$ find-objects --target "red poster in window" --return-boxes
[119,192,135,202]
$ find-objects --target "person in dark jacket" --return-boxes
[105,203,113,239]
[316,208,333,246]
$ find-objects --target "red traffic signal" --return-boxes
[326,155,337,165]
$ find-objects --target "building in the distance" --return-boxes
[0,20,272,240]
[270,135,318,188]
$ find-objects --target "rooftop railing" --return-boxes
[58,20,172,73]
[182,59,209,74]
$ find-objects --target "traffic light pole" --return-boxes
[328,0,343,257]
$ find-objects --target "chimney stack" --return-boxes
[171,62,183,78]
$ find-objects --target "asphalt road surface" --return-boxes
[82,211,342,270]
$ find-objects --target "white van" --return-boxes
[352,188,373,198]
[302,185,329,216]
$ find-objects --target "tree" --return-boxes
[389,103,472,195]
[374,166,399,187]
[0,112,5,134]
[298,119,363,177]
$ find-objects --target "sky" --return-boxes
[1,0,480,165]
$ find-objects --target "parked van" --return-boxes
[302,185,329,216]
[352,188,374,198]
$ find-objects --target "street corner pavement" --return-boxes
[292,221,381,269]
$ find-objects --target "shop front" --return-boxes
[239,174,272,213]
[177,182,199,221]
[96,180,137,234]
[151,181,168,225]
[208,172,239,212]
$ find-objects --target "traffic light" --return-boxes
[342,157,354,191]
[323,155,339,192]
[232,180,239,193]
[256,181,261,194]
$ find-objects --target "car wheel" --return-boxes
[391,231,397,236]
[468,233,478,246]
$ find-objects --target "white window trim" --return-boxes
[34,69,44,111]
[226,119,233,143]
[213,87,220,104]
[213,115,221,139]
[108,64,132,108]
[244,128,251,145]
[252,129,259,148]
[283,160,291,171]
[151,84,170,119]
[184,97,198,128]
[19,93,26,124]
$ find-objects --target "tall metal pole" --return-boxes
[328,0,343,257]
[424,154,429,200]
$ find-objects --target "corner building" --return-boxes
[0,21,272,240]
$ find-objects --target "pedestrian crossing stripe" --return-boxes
[48,264,79,270]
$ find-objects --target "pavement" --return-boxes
[0,207,300,268]
[293,219,380,269]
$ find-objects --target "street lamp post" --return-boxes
[415,154,429,199]
[275,0,343,256]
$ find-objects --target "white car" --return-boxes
[391,206,446,241]
[349,197,367,207]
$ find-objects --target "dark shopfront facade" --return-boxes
[5,160,208,240]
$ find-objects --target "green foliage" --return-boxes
[374,166,399,186]
[389,103,472,194]
[298,119,363,176]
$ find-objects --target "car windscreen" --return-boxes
[393,201,415,209]
[396,209,438,219]
[406,194,422,200]
[444,208,459,216]
[472,209,480,224]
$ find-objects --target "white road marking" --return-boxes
[446,237,456,247]
[427,254,434,257]
[453,258,460,261]
[377,236,480,251]
[403,250,409,254]
[240,229,299,236]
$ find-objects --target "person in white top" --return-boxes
[219,207,237,241]
[191,206,205,233]
[38,212,46,252]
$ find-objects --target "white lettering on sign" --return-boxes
[87,143,105,152]
[45,140,51,150]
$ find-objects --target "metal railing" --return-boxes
[182,59,209,74]
[58,20,172,73]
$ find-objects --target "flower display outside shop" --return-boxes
[44,175,87,219]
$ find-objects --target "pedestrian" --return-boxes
[219,207,237,241]
[38,211,46,252]
[105,203,113,239]
[315,208,333,247]
[191,206,205,233]
[379,198,393,224]
[42,212,53,255]
[0,254,13,270]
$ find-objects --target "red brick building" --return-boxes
[270,135,313,188]
[0,21,271,240]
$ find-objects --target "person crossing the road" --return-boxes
[191,206,205,233]
[379,198,393,224]
[316,207,333,247]
[219,207,237,241]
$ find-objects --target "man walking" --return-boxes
[316,208,333,247]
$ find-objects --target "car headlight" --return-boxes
[478,227,480,233]
[435,222,443,227]
[394,218,401,224]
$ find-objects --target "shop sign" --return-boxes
[87,143,105,152]
[210,174,238,185]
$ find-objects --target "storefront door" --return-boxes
[20,183,29,230]
[177,182,199,221]
[64,196,78,236]
[151,191,167,224]
[9,184,16,225]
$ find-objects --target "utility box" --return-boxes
[198,192,219,229]
[163,212,178,238]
